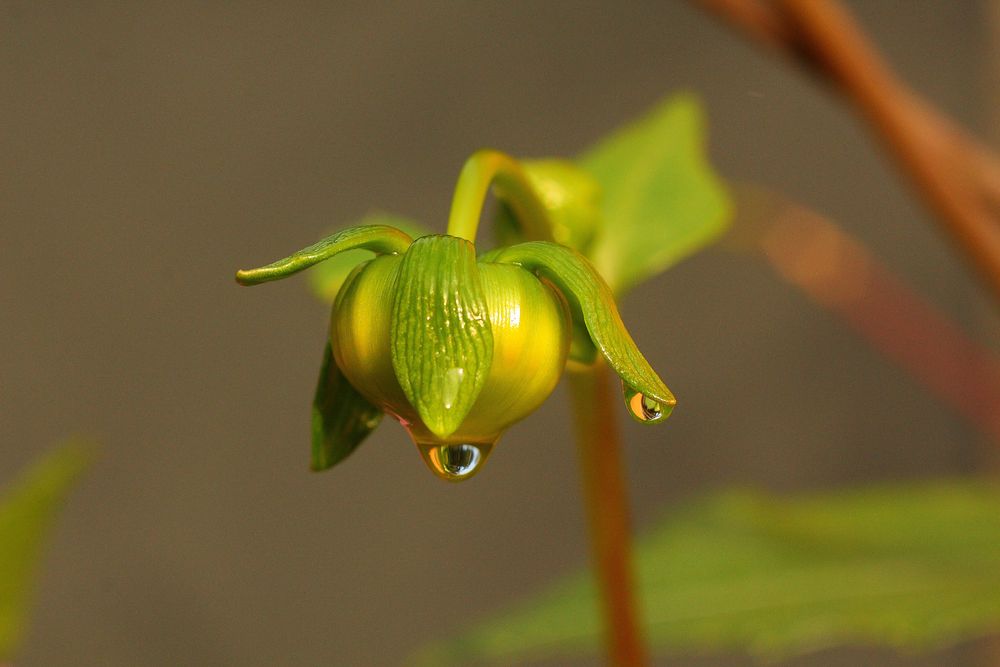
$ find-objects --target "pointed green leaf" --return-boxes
[490,241,673,408]
[235,224,412,286]
[0,441,92,659]
[311,342,383,471]
[411,479,1000,666]
[308,214,433,302]
[580,94,732,295]
[390,235,493,439]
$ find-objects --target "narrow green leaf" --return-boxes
[490,241,673,408]
[0,441,92,659]
[580,94,732,295]
[235,224,412,286]
[311,342,383,471]
[411,479,1000,666]
[390,236,494,439]
[308,214,432,302]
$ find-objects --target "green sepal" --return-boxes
[491,241,673,407]
[308,214,432,302]
[235,224,413,286]
[390,235,494,439]
[311,342,383,472]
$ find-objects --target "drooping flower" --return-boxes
[236,151,674,481]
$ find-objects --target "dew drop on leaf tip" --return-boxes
[623,384,671,423]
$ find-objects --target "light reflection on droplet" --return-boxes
[416,442,494,482]
[622,384,672,423]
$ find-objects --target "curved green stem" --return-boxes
[446,149,554,243]
[567,360,649,667]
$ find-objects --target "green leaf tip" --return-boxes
[490,241,674,409]
[0,440,94,660]
[235,224,413,286]
[580,93,732,295]
[390,235,494,439]
[311,343,383,471]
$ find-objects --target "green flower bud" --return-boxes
[331,237,571,479]
[236,151,674,482]
[237,225,673,482]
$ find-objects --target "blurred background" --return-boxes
[3,1,999,664]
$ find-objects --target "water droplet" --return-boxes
[416,442,494,482]
[623,384,672,423]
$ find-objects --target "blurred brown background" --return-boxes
[3,1,999,665]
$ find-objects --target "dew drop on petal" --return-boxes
[441,367,465,410]
[416,442,494,482]
[623,384,671,423]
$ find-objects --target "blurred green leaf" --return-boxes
[580,94,732,295]
[494,159,603,255]
[412,479,1000,665]
[308,213,431,302]
[0,441,92,659]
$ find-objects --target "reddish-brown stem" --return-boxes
[699,0,799,56]
[697,0,1000,305]
[567,360,648,667]
[757,201,1000,443]
[778,0,1000,300]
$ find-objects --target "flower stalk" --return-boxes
[568,359,649,667]
[451,150,659,664]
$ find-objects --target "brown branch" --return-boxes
[697,0,1000,305]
